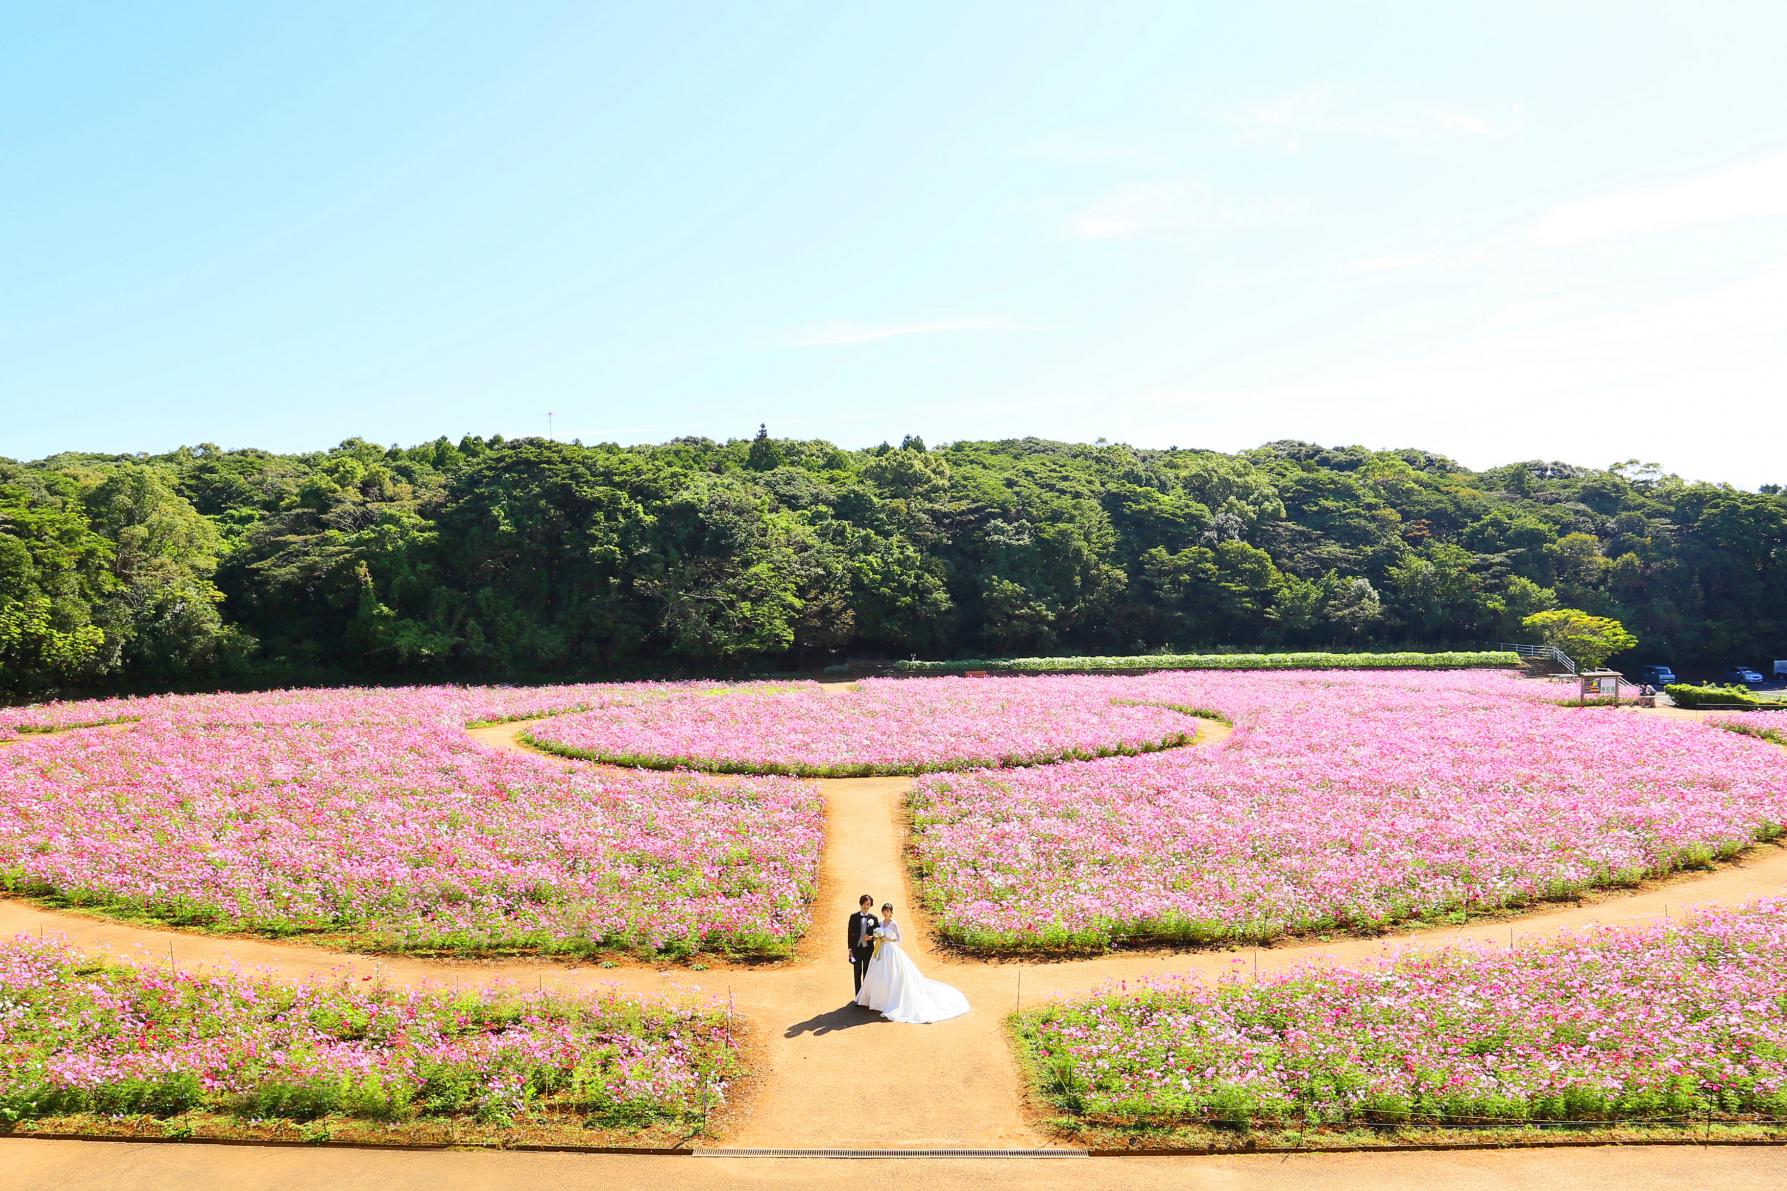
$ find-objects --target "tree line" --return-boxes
[3,430,1782,698]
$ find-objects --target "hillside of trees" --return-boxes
[3,431,1783,698]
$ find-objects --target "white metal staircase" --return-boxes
[1484,641,1578,675]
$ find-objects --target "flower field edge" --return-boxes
[519,727,1199,779]
[519,678,1208,776]
[999,1007,1787,1154]
[0,933,746,1147]
[910,824,1787,957]
[1710,717,1787,749]
[0,874,811,965]
[1006,900,1787,1147]
[893,650,1524,674]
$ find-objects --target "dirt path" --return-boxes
[722,768,1039,1149]
[3,705,1786,1168]
[6,1137,1787,1191]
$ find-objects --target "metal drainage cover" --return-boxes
[693,1148,1089,1159]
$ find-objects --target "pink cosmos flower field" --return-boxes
[1712,710,1787,747]
[0,680,700,739]
[0,685,821,958]
[4,670,1784,960]
[0,932,739,1130]
[1019,900,1787,1128]
[910,669,1787,952]
[521,677,1200,776]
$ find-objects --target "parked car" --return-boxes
[1720,666,1766,687]
[1774,659,1787,682]
[1637,665,1676,687]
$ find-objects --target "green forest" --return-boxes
[3,431,1783,698]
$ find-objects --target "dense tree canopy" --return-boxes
[1522,608,1640,670]
[2,435,1782,697]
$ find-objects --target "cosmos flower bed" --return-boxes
[910,670,1787,952]
[0,686,822,958]
[1712,710,1787,747]
[0,680,694,741]
[0,934,740,1137]
[1016,901,1787,1131]
[0,695,147,741]
[893,650,1520,674]
[521,677,1200,776]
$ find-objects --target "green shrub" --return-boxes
[1521,609,1637,670]
[1665,683,1786,710]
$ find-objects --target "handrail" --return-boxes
[1482,641,1578,675]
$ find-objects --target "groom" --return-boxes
[847,893,879,995]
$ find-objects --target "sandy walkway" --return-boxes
[6,1137,1786,1191]
[3,703,1785,1182]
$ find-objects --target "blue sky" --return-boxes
[5,2,1785,486]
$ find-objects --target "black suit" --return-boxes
[847,911,880,994]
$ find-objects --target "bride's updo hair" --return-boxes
[881,903,894,913]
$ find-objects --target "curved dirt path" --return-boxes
[3,704,1786,1163]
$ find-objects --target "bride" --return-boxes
[854,902,970,1023]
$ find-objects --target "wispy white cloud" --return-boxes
[1068,182,1293,240]
[1229,87,1509,150]
[1345,253,1434,274]
[1343,152,1787,275]
[1021,132,1163,167]
[1343,246,1502,274]
[1531,152,1787,245]
[789,316,1019,347]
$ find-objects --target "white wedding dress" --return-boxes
[854,920,970,1023]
